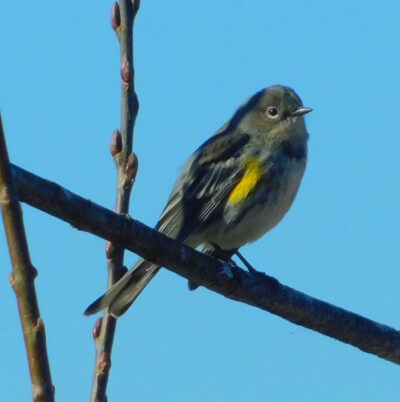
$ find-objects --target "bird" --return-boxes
[85,85,311,317]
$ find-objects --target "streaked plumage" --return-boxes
[85,85,311,317]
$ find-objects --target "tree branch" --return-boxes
[0,117,55,402]
[90,2,140,402]
[12,163,400,365]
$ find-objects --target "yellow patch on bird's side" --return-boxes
[228,158,263,205]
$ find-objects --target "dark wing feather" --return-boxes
[155,132,250,242]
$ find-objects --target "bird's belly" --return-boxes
[206,159,306,250]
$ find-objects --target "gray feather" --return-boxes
[84,260,159,317]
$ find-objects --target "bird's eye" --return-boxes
[266,106,279,119]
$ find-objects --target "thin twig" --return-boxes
[0,117,54,402]
[89,1,140,402]
[12,164,400,365]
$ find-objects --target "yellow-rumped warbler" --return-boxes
[85,85,311,317]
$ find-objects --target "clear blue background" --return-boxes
[1,1,399,401]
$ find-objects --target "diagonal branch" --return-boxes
[12,163,400,365]
[90,2,140,402]
[0,117,54,402]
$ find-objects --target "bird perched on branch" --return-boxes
[85,85,312,317]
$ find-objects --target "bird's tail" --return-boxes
[84,259,160,317]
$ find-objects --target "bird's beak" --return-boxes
[291,107,313,117]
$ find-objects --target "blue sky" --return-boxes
[1,1,400,401]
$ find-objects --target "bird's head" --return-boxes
[238,85,312,143]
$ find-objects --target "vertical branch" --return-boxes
[0,115,55,402]
[89,1,140,401]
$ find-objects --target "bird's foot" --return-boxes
[234,250,261,275]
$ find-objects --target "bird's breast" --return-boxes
[206,155,306,250]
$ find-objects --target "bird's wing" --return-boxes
[155,131,251,242]
[84,131,251,317]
